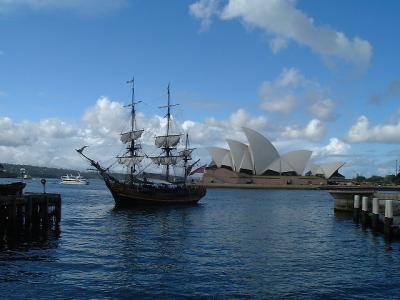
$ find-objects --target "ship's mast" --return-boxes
[155,84,180,182]
[116,77,144,184]
[165,84,172,181]
[183,133,189,183]
[128,78,136,176]
[149,84,187,183]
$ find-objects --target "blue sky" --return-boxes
[1,0,400,177]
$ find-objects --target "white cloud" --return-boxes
[0,97,129,169]
[0,0,127,15]
[316,137,351,156]
[219,0,372,69]
[258,67,338,119]
[189,0,220,31]
[82,96,127,138]
[258,67,302,114]
[280,119,325,141]
[309,98,336,120]
[268,36,288,54]
[205,108,267,130]
[190,0,372,69]
[0,97,269,170]
[346,115,400,143]
[275,67,303,87]
[259,93,295,114]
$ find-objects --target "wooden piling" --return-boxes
[0,193,61,241]
[25,196,32,232]
[55,197,61,225]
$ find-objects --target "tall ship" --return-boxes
[77,79,206,206]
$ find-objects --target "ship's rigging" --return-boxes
[116,80,194,183]
[76,78,207,205]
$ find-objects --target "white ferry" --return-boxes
[60,173,89,185]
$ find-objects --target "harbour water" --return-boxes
[2,179,400,298]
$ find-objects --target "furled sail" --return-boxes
[179,148,194,158]
[117,156,145,167]
[120,130,144,144]
[154,134,181,148]
[150,156,184,165]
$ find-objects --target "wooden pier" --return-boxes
[331,189,400,240]
[0,192,61,243]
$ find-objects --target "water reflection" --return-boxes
[0,225,60,251]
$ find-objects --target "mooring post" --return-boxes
[32,200,41,232]
[372,197,379,231]
[353,195,360,223]
[384,200,393,238]
[361,196,368,226]
[41,178,46,194]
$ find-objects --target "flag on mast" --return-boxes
[189,164,206,175]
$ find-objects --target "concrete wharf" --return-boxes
[331,189,400,240]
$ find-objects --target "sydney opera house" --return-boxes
[204,127,345,186]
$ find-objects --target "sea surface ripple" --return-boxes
[1,178,400,299]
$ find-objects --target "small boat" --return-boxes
[59,173,89,185]
[23,174,32,180]
[20,168,32,180]
[77,78,206,206]
[0,182,26,196]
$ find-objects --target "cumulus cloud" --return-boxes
[189,0,220,31]
[258,68,302,114]
[316,137,351,156]
[0,96,270,170]
[82,96,127,138]
[205,108,267,130]
[280,119,326,141]
[0,0,127,15]
[346,115,400,143]
[0,97,129,169]
[309,98,336,120]
[258,67,336,119]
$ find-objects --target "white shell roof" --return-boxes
[207,128,327,177]
[240,147,253,171]
[242,127,280,175]
[226,139,254,172]
[221,151,234,168]
[206,147,230,168]
[281,150,312,175]
[307,163,323,175]
[267,158,294,174]
[321,162,345,179]
[307,162,345,178]
[226,139,248,172]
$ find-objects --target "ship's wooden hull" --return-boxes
[105,180,206,206]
